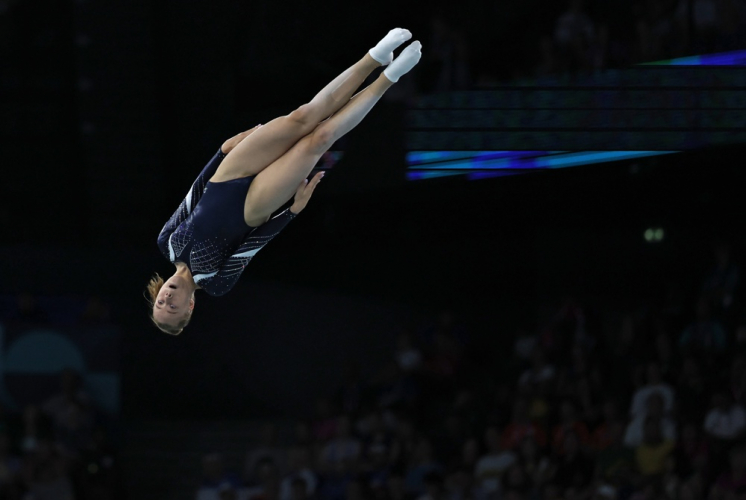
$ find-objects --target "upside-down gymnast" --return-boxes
[146,29,421,335]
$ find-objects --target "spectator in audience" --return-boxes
[634,416,675,477]
[417,470,445,500]
[389,416,418,469]
[245,423,288,484]
[709,445,746,500]
[293,421,314,449]
[701,241,740,312]
[200,453,241,490]
[502,399,547,451]
[320,416,361,471]
[423,330,463,381]
[673,421,709,480]
[421,310,468,348]
[513,327,537,363]
[444,466,478,500]
[395,329,423,374]
[474,424,517,497]
[517,435,553,489]
[363,430,393,492]
[429,414,465,467]
[317,456,355,500]
[551,430,594,496]
[22,438,75,500]
[248,457,281,500]
[518,348,556,390]
[595,420,634,487]
[0,431,21,496]
[346,477,371,500]
[679,472,708,500]
[654,329,676,377]
[288,477,310,500]
[456,437,480,473]
[218,481,239,500]
[591,399,623,451]
[704,392,746,442]
[53,400,94,459]
[679,297,727,355]
[629,361,675,419]
[501,462,531,499]
[675,0,743,53]
[553,0,598,73]
[634,0,680,62]
[311,398,338,444]
[420,13,471,93]
[335,362,366,417]
[731,355,746,407]
[552,399,591,455]
[280,447,317,500]
[75,425,121,500]
[625,392,676,447]
[386,468,413,500]
[42,369,92,430]
[405,438,443,497]
[375,362,418,411]
[676,356,709,424]
[19,405,52,455]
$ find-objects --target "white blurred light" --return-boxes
[644,229,654,242]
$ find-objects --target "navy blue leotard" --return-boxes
[157,148,296,296]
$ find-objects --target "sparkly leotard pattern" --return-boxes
[157,148,296,296]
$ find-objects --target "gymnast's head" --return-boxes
[145,272,195,335]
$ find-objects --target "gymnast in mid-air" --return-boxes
[146,28,422,335]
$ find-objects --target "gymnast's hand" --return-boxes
[220,124,262,154]
[290,171,324,214]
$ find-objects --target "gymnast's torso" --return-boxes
[157,149,296,296]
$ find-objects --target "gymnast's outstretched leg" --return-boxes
[243,41,422,226]
[210,28,413,183]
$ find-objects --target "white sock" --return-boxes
[383,41,422,82]
[369,28,412,66]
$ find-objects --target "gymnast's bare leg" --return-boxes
[243,41,423,226]
[210,28,414,183]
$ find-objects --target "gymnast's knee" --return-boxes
[287,104,316,128]
[306,125,336,154]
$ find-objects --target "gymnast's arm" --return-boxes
[195,208,299,296]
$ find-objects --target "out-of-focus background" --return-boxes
[1,0,745,499]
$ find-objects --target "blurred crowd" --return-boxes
[417,0,746,91]
[0,294,111,327]
[0,369,121,500]
[0,294,120,500]
[196,239,744,500]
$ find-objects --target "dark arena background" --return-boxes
[1,0,746,499]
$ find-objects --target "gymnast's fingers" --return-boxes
[305,172,324,196]
[295,178,308,197]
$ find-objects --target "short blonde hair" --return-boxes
[145,272,192,335]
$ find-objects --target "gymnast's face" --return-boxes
[152,274,194,328]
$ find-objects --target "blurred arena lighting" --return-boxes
[407,49,746,181]
[406,150,677,181]
[644,228,665,243]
